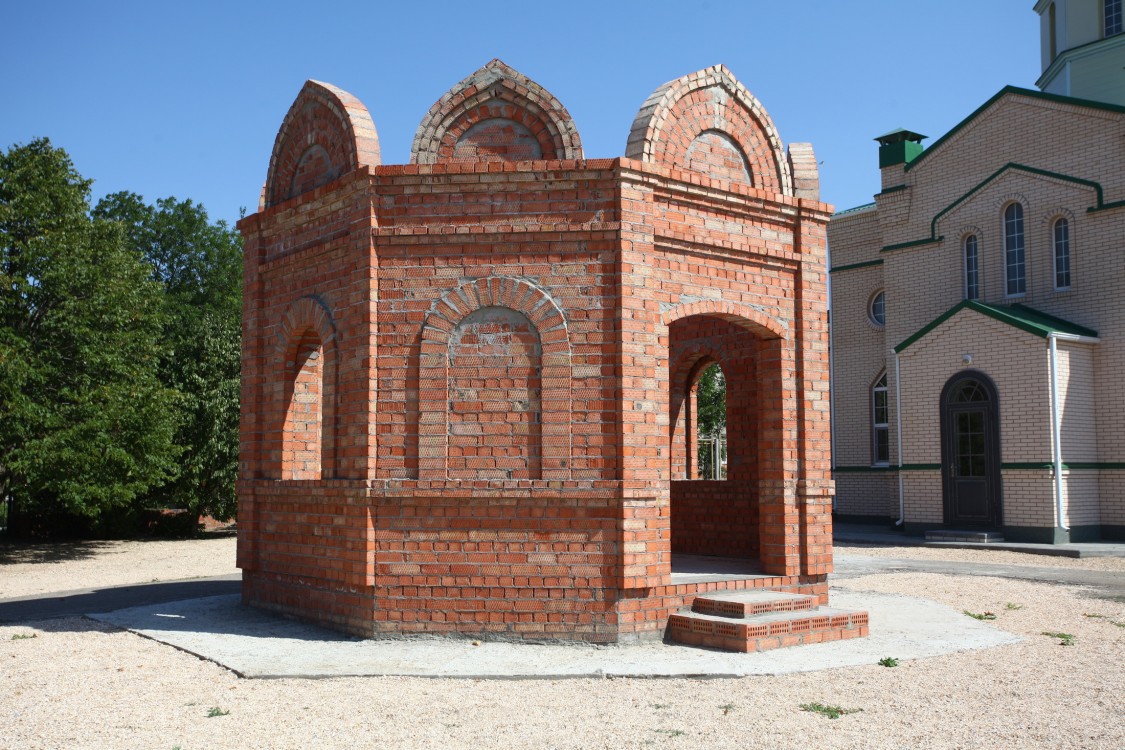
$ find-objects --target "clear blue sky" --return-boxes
[3,1,1039,227]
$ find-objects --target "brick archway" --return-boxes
[669,345,722,482]
[272,296,338,479]
[664,307,793,569]
[418,277,572,480]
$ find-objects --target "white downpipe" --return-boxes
[829,307,837,510]
[1048,334,1069,531]
[894,352,905,527]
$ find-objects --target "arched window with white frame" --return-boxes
[871,372,889,466]
[868,290,885,327]
[1004,203,1026,297]
[963,234,980,300]
[1053,217,1071,290]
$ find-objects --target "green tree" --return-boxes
[695,363,726,479]
[93,193,242,525]
[0,139,179,534]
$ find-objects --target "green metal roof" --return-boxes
[832,201,876,217]
[905,86,1125,173]
[874,128,927,145]
[895,301,1098,353]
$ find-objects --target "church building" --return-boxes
[829,0,1125,543]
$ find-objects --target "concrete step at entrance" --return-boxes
[668,589,870,653]
[926,529,1005,543]
[690,590,819,618]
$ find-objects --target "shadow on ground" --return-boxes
[0,576,241,625]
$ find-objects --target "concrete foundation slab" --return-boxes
[91,588,1019,679]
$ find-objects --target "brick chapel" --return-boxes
[236,61,863,649]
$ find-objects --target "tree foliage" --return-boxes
[695,363,726,438]
[0,139,180,533]
[94,193,242,525]
[0,139,242,537]
[695,363,727,480]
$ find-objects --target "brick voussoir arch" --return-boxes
[661,300,787,340]
[411,58,583,164]
[264,80,381,208]
[626,64,792,195]
[419,277,573,480]
[276,296,338,356]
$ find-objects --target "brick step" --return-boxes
[925,529,1005,543]
[691,590,819,618]
[667,606,869,653]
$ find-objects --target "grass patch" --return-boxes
[205,707,230,718]
[963,610,997,621]
[878,657,899,667]
[652,729,685,737]
[720,703,735,715]
[799,702,862,720]
[649,703,670,710]
[1041,631,1076,646]
[10,633,37,641]
[1004,602,1023,610]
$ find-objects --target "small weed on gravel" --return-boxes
[1004,602,1024,610]
[649,703,670,710]
[799,702,862,720]
[720,703,735,715]
[652,729,685,737]
[963,610,997,621]
[1086,613,1125,627]
[10,633,37,640]
[878,657,900,667]
[205,707,230,718]
[1041,631,1076,646]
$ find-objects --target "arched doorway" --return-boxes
[668,314,775,561]
[940,371,1003,527]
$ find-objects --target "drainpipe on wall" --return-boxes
[1048,333,1069,533]
[894,352,905,528]
[829,307,837,511]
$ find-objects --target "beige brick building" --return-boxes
[828,1,1125,543]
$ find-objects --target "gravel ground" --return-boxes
[835,543,1125,572]
[0,536,238,599]
[2,540,1124,749]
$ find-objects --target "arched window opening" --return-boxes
[693,363,727,480]
[283,331,324,480]
[963,235,980,300]
[1053,218,1071,290]
[871,372,890,466]
[1004,203,1026,297]
[869,290,886,327]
